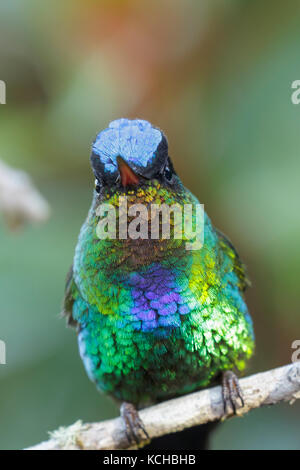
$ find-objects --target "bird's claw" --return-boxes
[120,402,149,446]
[222,370,244,414]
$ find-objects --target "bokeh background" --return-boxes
[0,0,299,450]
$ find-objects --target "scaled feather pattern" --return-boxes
[64,119,254,407]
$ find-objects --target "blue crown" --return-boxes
[92,119,163,173]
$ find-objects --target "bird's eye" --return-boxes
[95,179,101,193]
[164,164,173,182]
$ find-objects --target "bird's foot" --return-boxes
[120,402,149,447]
[221,370,244,414]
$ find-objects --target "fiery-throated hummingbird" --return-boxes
[63,118,254,448]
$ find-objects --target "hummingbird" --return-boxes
[63,118,254,448]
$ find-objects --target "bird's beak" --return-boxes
[117,156,140,187]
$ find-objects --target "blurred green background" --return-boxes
[0,0,300,450]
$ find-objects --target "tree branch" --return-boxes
[0,160,50,229]
[26,362,300,450]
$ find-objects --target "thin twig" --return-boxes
[26,362,300,450]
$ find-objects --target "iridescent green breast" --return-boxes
[69,202,254,405]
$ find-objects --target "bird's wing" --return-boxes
[216,228,250,292]
[61,264,79,327]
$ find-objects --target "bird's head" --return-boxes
[88,119,196,269]
[90,118,180,197]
